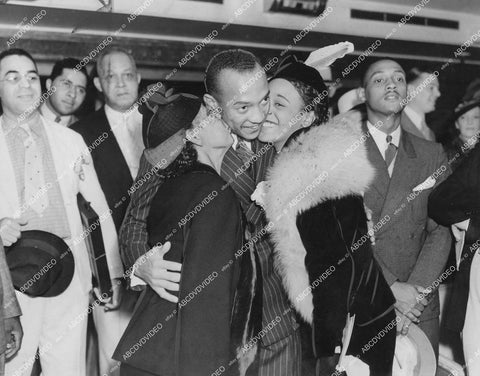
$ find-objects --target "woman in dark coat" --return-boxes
[114,97,260,376]
[258,58,396,376]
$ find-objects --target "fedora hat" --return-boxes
[6,230,75,297]
[393,325,436,376]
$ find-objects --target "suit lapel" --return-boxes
[96,109,131,180]
[400,112,422,140]
[221,146,256,208]
[251,140,275,184]
[363,123,390,221]
[379,130,419,221]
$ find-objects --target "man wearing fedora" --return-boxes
[120,49,302,375]
[0,241,22,376]
[71,46,143,376]
[0,48,123,376]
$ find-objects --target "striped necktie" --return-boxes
[384,134,397,168]
[236,139,255,169]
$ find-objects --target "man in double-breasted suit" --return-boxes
[357,59,451,357]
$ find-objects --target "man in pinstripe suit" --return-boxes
[119,49,301,375]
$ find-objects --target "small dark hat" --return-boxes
[6,230,75,297]
[139,85,202,149]
[454,99,480,121]
[271,55,328,97]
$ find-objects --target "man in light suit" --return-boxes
[357,59,451,357]
[71,46,142,376]
[120,49,301,376]
[0,48,123,376]
[0,242,22,376]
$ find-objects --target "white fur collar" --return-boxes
[264,120,376,323]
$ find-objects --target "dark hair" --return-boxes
[50,57,87,82]
[204,49,261,97]
[406,67,436,85]
[0,48,37,70]
[283,79,329,148]
[95,46,137,78]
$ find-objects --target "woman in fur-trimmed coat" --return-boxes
[258,57,396,376]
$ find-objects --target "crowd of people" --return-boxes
[0,42,479,376]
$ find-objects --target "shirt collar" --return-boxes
[367,120,401,148]
[40,102,73,127]
[403,106,425,130]
[1,112,43,136]
[231,133,252,151]
[105,104,142,126]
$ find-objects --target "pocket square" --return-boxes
[413,176,436,192]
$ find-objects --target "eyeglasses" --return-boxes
[57,79,86,95]
[0,72,40,84]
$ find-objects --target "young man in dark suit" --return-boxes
[120,49,301,376]
[71,46,143,376]
[357,59,451,358]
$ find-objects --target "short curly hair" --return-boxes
[289,79,329,126]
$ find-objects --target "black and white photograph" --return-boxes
[0,0,479,375]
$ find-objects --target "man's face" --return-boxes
[360,60,407,118]
[47,68,87,116]
[94,52,140,112]
[0,55,41,119]
[214,67,270,140]
[408,73,440,114]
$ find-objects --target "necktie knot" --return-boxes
[386,134,392,144]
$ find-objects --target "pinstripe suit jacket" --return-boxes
[120,140,298,344]
[224,141,299,346]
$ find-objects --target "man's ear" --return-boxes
[357,87,366,102]
[186,128,202,147]
[203,93,220,114]
[93,77,103,93]
[302,111,316,128]
[136,73,141,84]
[46,78,52,91]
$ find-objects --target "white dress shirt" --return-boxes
[367,121,401,176]
[105,105,144,179]
[40,102,77,127]
[231,133,252,151]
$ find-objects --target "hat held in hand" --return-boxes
[6,230,75,297]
